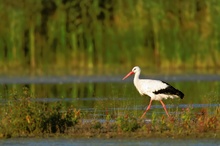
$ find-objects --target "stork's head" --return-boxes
[122,66,140,80]
[132,66,141,73]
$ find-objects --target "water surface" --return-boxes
[0,75,219,118]
[0,137,219,146]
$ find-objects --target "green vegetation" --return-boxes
[0,88,81,138]
[0,0,220,139]
[0,0,220,76]
[0,88,219,139]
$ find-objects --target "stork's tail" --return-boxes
[168,86,184,99]
[176,90,184,99]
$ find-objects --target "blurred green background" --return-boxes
[0,0,220,76]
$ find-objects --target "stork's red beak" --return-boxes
[122,71,134,80]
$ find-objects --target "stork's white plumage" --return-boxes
[123,66,184,119]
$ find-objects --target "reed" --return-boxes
[0,0,220,75]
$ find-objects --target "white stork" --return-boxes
[123,66,184,119]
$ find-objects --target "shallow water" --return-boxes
[0,75,219,118]
[0,74,220,84]
[0,137,220,146]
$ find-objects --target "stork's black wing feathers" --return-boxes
[153,81,184,99]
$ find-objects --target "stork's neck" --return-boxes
[133,70,140,83]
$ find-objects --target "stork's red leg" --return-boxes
[160,100,170,117]
[140,99,153,119]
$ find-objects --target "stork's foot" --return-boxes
[168,115,175,122]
